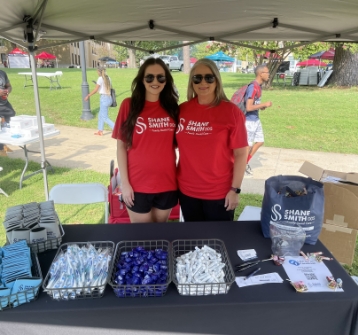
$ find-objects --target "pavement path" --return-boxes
[6,124,358,195]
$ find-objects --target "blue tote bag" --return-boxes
[261,175,324,245]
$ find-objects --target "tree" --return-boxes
[113,41,183,68]
[208,41,294,87]
[191,42,220,60]
[330,43,358,86]
[183,42,190,74]
[208,41,352,87]
[292,42,330,61]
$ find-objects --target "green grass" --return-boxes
[2,68,358,275]
[5,68,358,154]
[0,157,109,246]
[0,156,263,245]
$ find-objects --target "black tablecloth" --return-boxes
[1,221,358,335]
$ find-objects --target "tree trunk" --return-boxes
[330,45,358,86]
[128,49,136,68]
[265,61,281,88]
[183,42,191,74]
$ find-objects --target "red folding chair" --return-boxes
[108,161,180,223]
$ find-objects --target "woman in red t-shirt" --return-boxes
[112,58,179,223]
[176,58,248,221]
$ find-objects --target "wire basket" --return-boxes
[29,217,65,254]
[0,253,43,311]
[172,239,235,296]
[42,241,115,300]
[5,213,65,254]
[109,240,171,298]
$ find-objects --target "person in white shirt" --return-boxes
[85,67,114,136]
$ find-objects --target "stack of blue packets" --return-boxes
[0,240,42,309]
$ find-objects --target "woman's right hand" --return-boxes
[121,181,134,207]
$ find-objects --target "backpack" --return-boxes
[230,81,260,115]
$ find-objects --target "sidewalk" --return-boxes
[6,124,358,195]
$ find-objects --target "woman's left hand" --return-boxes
[224,191,239,211]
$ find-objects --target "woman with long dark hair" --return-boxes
[112,58,179,223]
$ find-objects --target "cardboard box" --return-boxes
[10,118,33,130]
[21,126,39,138]
[11,115,46,127]
[299,161,358,265]
[42,123,55,134]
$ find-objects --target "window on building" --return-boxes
[72,53,74,65]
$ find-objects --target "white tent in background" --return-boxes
[1,0,358,199]
[7,47,30,68]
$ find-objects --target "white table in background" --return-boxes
[0,129,60,188]
[18,71,62,90]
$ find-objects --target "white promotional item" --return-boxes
[30,227,47,244]
[11,228,30,244]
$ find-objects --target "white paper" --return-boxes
[283,256,343,293]
[237,249,257,261]
[235,273,284,288]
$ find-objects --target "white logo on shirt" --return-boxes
[176,118,185,134]
[135,117,147,134]
[185,120,213,135]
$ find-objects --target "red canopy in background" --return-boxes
[309,48,335,60]
[190,57,197,63]
[35,51,56,59]
[262,51,280,59]
[296,59,328,67]
[8,47,27,55]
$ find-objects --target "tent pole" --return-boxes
[79,41,93,120]
[29,50,49,200]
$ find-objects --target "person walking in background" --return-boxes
[244,64,272,176]
[112,58,179,223]
[85,67,114,136]
[176,58,248,222]
[0,69,16,156]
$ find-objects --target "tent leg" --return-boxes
[29,50,49,200]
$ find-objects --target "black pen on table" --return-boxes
[244,267,261,280]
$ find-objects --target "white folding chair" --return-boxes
[179,207,184,222]
[49,183,108,223]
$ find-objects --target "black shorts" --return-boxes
[179,190,234,222]
[127,190,178,214]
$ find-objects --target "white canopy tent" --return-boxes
[1,0,358,198]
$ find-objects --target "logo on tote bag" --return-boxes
[271,204,316,223]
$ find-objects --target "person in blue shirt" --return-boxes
[244,64,272,176]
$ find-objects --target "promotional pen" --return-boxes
[244,267,261,280]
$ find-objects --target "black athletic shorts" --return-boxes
[179,190,234,222]
[127,190,178,214]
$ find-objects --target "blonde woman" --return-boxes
[176,58,248,221]
[85,67,114,136]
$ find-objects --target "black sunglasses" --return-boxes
[192,74,216,84]
[144,74,166,84]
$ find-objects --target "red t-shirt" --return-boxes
[176,98,248,200]
[112,98,177,193]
